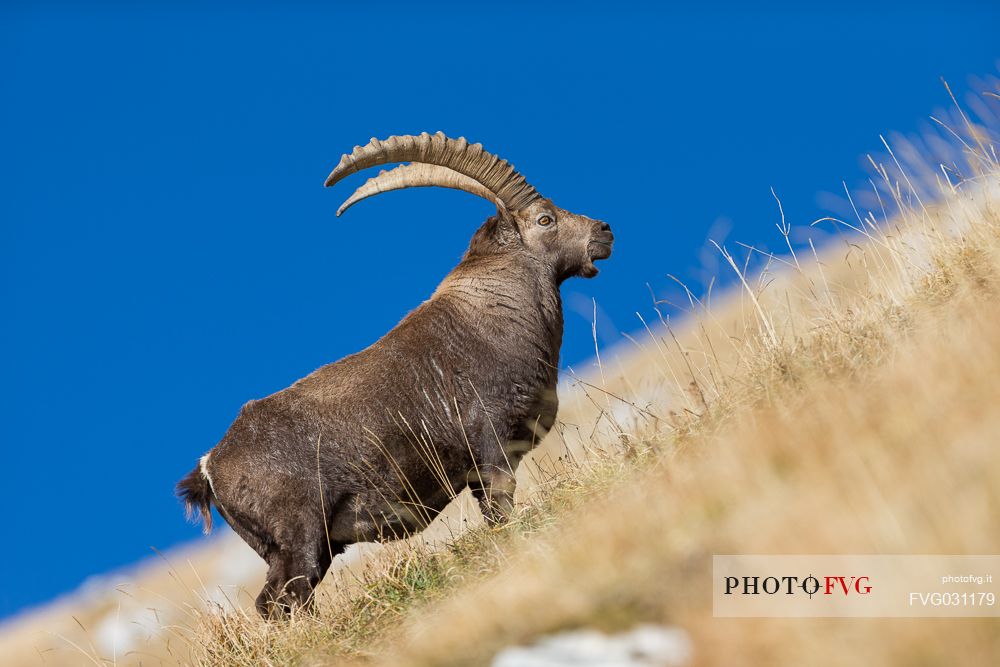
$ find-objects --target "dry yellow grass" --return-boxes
[4,81,999,666]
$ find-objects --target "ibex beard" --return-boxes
[177,132,614,618]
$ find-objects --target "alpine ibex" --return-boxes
[177,132,614,616]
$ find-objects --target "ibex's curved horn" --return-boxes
[325,132,541,212]
[336,163,499,216]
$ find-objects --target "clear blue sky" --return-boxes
[1,2,997,619]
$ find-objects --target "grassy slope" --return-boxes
[188,111,1000,665]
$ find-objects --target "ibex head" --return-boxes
[325,132,613,280]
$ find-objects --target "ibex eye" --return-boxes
[537,215,553,227]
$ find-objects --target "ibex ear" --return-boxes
[495,200,510,221]
[495,203,524,243]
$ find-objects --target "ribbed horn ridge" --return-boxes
[324,132,541,211]
[336,163,499,216]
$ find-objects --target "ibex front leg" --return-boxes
[467,389,557,525]
[467,435,532,526]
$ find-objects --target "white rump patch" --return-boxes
[200,453,215,491]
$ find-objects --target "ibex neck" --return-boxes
[433,253,564,349]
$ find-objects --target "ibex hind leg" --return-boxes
[210,504,316,619]
[256,527,344,619]
[211,505,291,618]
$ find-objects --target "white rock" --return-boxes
[492,624,692,667]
